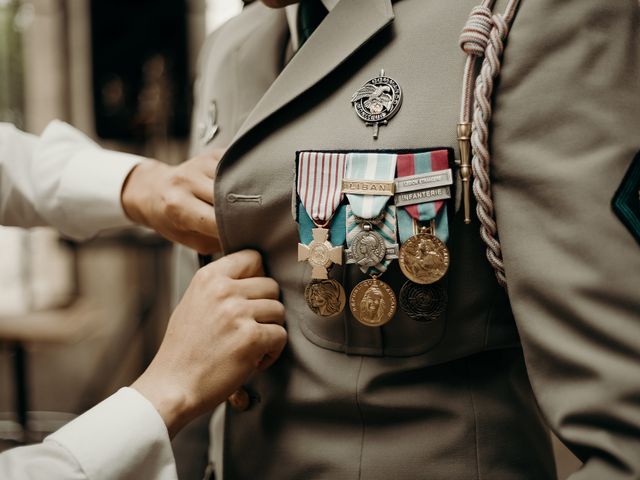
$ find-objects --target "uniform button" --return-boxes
[227,388,251,412]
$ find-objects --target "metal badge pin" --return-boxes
[351,69,402,140]
[198,100,220,145]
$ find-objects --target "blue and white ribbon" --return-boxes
[345,153,397,219]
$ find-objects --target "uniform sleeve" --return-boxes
[492,1,640,478]
[0,388,178,480]
[31,120,144,240]
[0,122,46,228]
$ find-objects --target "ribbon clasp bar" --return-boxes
[342,179,395,196]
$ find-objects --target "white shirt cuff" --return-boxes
[47,387,177,480]
[36,121,145,240]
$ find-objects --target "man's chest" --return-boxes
[193,0,514,359]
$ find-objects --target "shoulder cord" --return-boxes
[458,0,521,288]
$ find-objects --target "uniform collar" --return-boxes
[230,0,394,146]
[285,0,339,51]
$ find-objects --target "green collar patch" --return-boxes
[613,152,640,246]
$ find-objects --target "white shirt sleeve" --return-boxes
[0,387,178,480]
[0,122,45,228]
[0,120,145,240]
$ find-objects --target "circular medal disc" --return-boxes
[349,278,397,327]
[305,279,346,317]
[352,75,403,124]
[399,233,450,285]
[308,241,333,270]
[351,230,386,268]
[399,281,448,322]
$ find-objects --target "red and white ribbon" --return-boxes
[297,151,347,224]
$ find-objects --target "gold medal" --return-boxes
[399,281,447,322]
[349,277,396,327]
[304,279,346,317]
[399,226,449,285]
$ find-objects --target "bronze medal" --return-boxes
[399,228,449,285]
[304,279,346,317]
[349,277,397,327]
[399,281,447,322]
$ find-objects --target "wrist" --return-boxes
[131,369,195,438]
[120,159,165,227]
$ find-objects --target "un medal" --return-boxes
[304,279,346,317]
[349,229,386,268]
[400,281,447,322]
[351,69,402,139]
[399,232,450,284]
[349,278,397,327]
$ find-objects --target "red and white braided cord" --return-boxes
[460,0,521,287]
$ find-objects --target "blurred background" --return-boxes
[0,0,580,478]
[0,0,243,477]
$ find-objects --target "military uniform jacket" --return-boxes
[189,1,640,478]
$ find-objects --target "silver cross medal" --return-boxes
[351,69,403,140]
[298,228,343,279]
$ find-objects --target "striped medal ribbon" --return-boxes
[297,151,346,224]
[395,150,452,323]
[396,150,451,244]
[296,151,347,317]
[344,152,399,275]
[344,153,398,328]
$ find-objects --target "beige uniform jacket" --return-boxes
[187,1,640,478]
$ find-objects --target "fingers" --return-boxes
[168,195,218,237]
[255,324,287,371]
[192,174,214,204]
[249,299,285,325]
[174,230,221,255]
[187,154,218,203]
[192,152,221,179]
[235,277,279,300]
[212,250,265,279]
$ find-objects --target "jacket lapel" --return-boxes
[230,0,395,145]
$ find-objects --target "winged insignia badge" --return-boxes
[351,69,403,139]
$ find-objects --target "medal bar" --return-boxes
[342,179,395,196]
[395,186,451,208]
[394,169,453,193]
